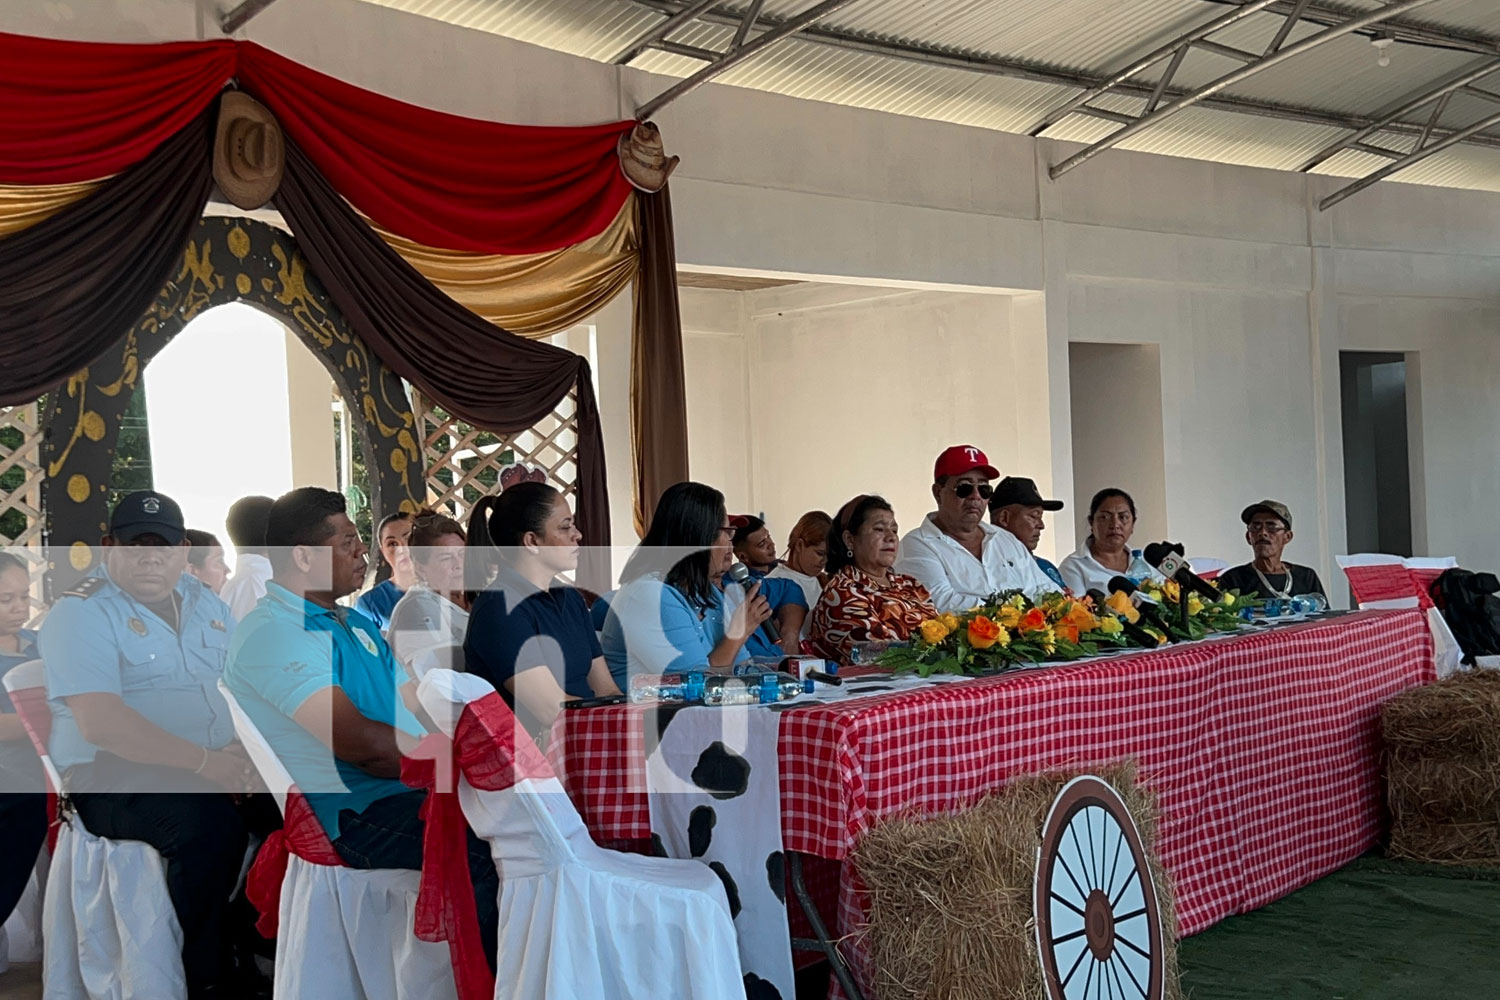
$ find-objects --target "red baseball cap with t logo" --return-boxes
[933,445,999,481]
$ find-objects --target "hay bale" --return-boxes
[852,760,1180,1000]
[1382,671,1500,867]
[1381,669,1500,759]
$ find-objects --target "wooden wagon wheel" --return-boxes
[1034,776,1164,1000]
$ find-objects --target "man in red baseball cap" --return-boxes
[896,445,1059,611]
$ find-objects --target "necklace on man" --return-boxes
[1253,565,1293,600]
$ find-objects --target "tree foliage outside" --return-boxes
[110,389,155,513]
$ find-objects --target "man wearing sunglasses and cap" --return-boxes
[896,446,1059,613]
[1216,500,1326,601]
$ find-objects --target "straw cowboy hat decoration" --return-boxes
[214,91,285,210]
[617,121,679,193]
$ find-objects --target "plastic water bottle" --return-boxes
[1127,550,1155,585]
[701,676,762,706]
[1289,594,1328,615]
[628,670,706,704]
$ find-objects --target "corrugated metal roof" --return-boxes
[358,0,1500,193]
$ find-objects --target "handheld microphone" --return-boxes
[1143,542,1221,601]
[1086,589,1162,648]
[728,562,781,643]
[1107,576,1178,641]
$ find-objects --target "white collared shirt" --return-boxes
[1057,539,1162,597]
[896,513,1058,613]
[220,552,273,622]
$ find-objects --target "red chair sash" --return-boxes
[399,691,554,1000]
[245,789,344,938]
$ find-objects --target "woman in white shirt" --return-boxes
[388,510,471,680]
[765,510,831,611]
[1059,489,1159,596]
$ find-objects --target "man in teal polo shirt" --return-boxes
[224,487,499,967]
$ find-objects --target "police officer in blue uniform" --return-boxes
[40,491,270,999]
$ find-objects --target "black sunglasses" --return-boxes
[953,483,993,500]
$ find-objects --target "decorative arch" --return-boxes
[41,215,422,589]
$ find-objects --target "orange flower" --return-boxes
[967,616,1002,650]
[1055,622,1080,644]
[1063,601,1100,632]
[1019,607,1049,634]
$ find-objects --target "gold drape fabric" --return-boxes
[0,180,102,238]
[373,193,638,339]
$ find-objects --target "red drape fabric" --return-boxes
[236,43,636,254]
[245,789,347,939]
[399,692,554,1000]
[0,33,637,253]
[0,32,233,184]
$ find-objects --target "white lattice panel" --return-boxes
[411,390,580,523]
[0,402,48,624]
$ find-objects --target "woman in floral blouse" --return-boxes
[809,494,938,662]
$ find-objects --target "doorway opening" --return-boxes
[140,302,372,559]
[1068,343,1169,547]
[1340,351,1413,557]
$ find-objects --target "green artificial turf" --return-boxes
[1177,857,1500,999]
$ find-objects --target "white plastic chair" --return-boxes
[3,660,186,1000]
[1188,557,1229,581]
[217,682,457,1000]
[414,669,745,1000]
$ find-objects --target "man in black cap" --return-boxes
[988,476,1067,591]
[1217,500,1326,600]
[38,490,271,998]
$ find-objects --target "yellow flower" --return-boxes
[1105,591,1140,624]
[1221,592,1236,607]
[1187,594,1205,616]
[940,613,961,632]
[996,605,1023,629]
[919,619,952,645]
[1163,580,1182,603]
[1098,616,1123,636]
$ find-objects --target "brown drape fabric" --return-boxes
[630,185,691,538]
[373,196,638,339]
[274,139,612,589]
[0,109,215,406]
[0,179,103,238]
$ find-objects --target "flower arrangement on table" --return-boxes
[880,586,1257,677]
[1134,579,1254,641]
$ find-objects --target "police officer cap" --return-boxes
[109,490,186,545]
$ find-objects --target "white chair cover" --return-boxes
[415,670,745,1000]
[43,812,186,1000]
[1188,557,1229,580]
[2,847,47,965]
[3,660,185,1000]
[217,682,457,1000]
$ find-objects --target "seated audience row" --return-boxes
[0,448,1327,992]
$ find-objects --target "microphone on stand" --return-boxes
[1086,589,1163,649]
[1107,576,1179,642]
[728,562,781,643]
[1143,542,1222,601]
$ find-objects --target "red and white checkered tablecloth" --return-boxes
[548,610,1432,992]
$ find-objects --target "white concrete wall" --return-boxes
[15,3,1500,596]
[1068,343,1169,550]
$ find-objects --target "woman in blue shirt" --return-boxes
[355,510,413,631]
[463,482,621,732]
[601,482,773,685]
[0,552,47,941]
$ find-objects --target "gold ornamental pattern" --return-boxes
[40,216,422,591]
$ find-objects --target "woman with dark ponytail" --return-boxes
[599,482,772,681]
[356,510,414,631]
[462,480,621,731]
